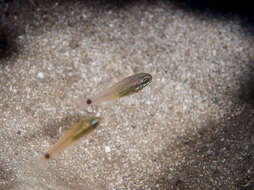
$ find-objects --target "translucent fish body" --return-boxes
[44,117,101,159]
[87,73,152,105]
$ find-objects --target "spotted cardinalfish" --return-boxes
[86,73,152,105]
[44,117,101,160]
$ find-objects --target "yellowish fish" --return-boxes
[86,73,152,105]
[44,117,101,160]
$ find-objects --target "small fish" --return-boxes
[44,117,101,160]
[86,73,152,105]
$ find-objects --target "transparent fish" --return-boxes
[44,117,101,160]
[86,73,152,105]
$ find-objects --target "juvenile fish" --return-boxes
[44,117,101,160]
[86,73,152,105]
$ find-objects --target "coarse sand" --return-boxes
[1,1,254,189]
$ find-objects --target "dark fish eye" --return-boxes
[143,77,150,84]
[91,119,99,127]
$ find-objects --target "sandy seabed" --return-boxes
[1,1,254,189]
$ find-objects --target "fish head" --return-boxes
[134,73,152,92]
[87,117,102,128]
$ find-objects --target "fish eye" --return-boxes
[143,77,150,84]
[91,119,99,127]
